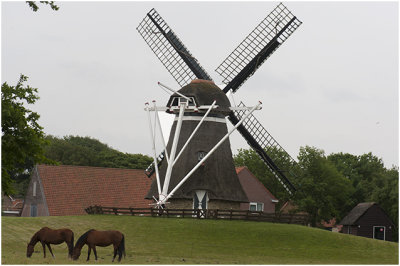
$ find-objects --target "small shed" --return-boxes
[21,164,153,216]
[236,166,278,213]
[339,202,395,241]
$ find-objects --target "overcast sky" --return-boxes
[2,1,398,168]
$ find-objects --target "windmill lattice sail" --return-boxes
[145,150,165,178]
[234,102,300,194]
[136,8,212,87]
[216,3,302,93]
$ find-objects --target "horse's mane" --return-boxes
[28,231,39,245]
[75,229,95,247]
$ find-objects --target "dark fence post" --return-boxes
[130,208,134,216]
[113,208,118,215]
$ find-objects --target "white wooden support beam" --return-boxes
[152,101,169,164]
[160,101,263,205]
[158,82,192,103]
[173,100,217,167]
[160,102,186,202]
[145,102,162,195]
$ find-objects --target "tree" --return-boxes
[328,152,398,230]
[2,75,48,195]
[295,146,354,227]
[26,1,59,12]
[44,135,153,170]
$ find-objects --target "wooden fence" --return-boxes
[2,206,23,217]
[85,205,308,225]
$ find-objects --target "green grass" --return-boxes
[2,215,398,264]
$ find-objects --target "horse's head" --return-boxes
[71,247,81,260]
[26,243,34,258]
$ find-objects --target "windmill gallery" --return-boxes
[137,3,302,210]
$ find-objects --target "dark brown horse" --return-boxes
[26,227,74,258]
[72,229,126,262]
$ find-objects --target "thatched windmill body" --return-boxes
[138,3,303,210]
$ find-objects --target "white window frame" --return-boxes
[249,202,264,212]
[193,190,208,210]
[373,226,386,240]
[33,181,37,197]
[198,151,207,162]
[176,97,196,106]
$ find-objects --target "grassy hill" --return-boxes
[2,215,398,264]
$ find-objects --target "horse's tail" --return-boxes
[118,234,126,258]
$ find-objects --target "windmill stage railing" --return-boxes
[85,205,308,225]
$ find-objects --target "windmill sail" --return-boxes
[232,102,300,194]
[137,8,212,87]
[145,150,165,178]
[216,3,302,93]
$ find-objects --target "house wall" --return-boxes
[21,168,49,217]
[237,168,276,213]
[208,200,240,210]
[342,225,358,236]
[356,205,394,241]
[168,198,240,210]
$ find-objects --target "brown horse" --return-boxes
[72,229,126,262]
[26,227,74,258]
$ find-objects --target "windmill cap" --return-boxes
[167,79,231,115]
[190,79,215,85]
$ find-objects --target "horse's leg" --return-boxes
[66,241,71,258]
[41,242,46,258]
[86,245,91,261]
[118,249,122,262]
[46,244,55,258]
[92,246,98,261]
[112,244,118,262]
[117,242,123,262]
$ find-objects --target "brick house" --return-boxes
[21,164,278,216]
[21,165,153,216]
[236,166,278,213]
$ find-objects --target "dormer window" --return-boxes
[170,97,196,107]
[198,151,207,162]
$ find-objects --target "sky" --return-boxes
[2,1,399,168]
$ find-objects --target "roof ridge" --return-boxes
[38,164,144,171]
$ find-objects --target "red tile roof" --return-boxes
[37,165,153,216]
[236,166,277,200]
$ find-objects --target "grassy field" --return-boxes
[2,215,398,264]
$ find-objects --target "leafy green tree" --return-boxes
[1,75,48,195]
[328,152,398,229]
[26,1,59,12]
[295,146,354,227]
[44,135,153,170]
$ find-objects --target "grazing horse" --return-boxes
[26,227,74,258]
[72,229,126,262]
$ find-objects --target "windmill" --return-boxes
[137,3,302,210]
